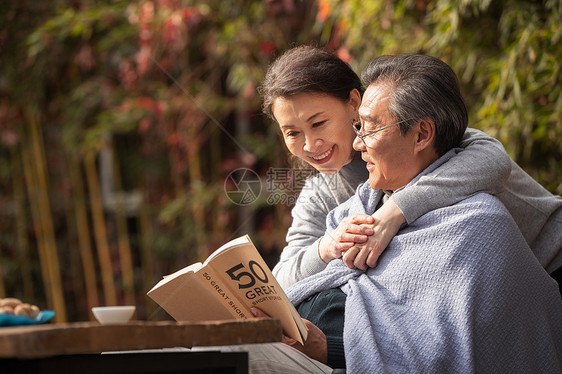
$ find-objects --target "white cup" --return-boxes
[91,306,136,324]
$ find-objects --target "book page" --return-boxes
[147,262,202,291]
[147,269,234,321]
[204,237,308,344]
[193,264,254,321]
[203,235,251,265]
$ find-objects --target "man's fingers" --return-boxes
[345,223,374,236]
[342,247,360,269]
[250,307,270,318]
[366,249,381,268]
[341,231,369,243]
[348,214,375,225]
[337,241,354,250]
[350,240,383,270]
[353,247,369,270]
[282,334,299,347]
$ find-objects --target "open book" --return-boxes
[147,235,308,344]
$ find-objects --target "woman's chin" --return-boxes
[313,159,348,174]
[304,151,352,174]
[319,167,338,175]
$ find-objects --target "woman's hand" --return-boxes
[318,214,375,263]
[342,200,406,270]
[251,307,328,364]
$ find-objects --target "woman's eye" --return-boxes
[312,120,327,128]
[286,131,299,137]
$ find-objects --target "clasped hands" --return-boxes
[318,200,405,270]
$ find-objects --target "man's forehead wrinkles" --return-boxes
[361,93,389,115]
[359,112,382,124]
[360,100,387,123]
[363,89,390,104]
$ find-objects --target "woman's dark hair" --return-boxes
[260,45,362,171]
[261,45,363,120]
[361,54,468,156]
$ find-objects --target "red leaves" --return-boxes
[259,41,276,58]
[317,0,332,22]
[74,44,95,71]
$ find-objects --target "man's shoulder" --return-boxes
[415,192,514,229]
[412,192,512,226]
[457,192,507,213]
[404,192,527,258]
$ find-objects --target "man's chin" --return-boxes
[368,174,385,190]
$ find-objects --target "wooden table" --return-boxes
[0,319,282,373]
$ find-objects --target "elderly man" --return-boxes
[283,54,562,373]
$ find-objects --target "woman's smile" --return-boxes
[312,145,334,163]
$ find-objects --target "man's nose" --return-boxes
[353,135,365,151]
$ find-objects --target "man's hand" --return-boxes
[342,200,405,270]
[251,308,328,364]
[319,214,375,263]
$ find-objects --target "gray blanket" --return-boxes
[286,157,562,373]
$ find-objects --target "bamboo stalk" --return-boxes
[111,149,135,306]
[28,113,67,322]
[139,200,156,319]
[12,147,34,301]
[84,150,117,306]
[64,197,86,318]
[21,141,52,309]
[0,244,5,298]
[62,183,85,317]
[187,143,207,260]
[70,156,100,313]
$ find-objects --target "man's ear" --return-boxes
[414,119,436,153]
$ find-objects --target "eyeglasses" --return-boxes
[352,118,413,147]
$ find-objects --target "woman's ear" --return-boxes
[414,119,436,153]
[349,88,362,112]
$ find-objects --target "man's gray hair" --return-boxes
[361,54,468,156]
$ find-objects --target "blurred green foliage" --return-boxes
[327,0,561,192]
